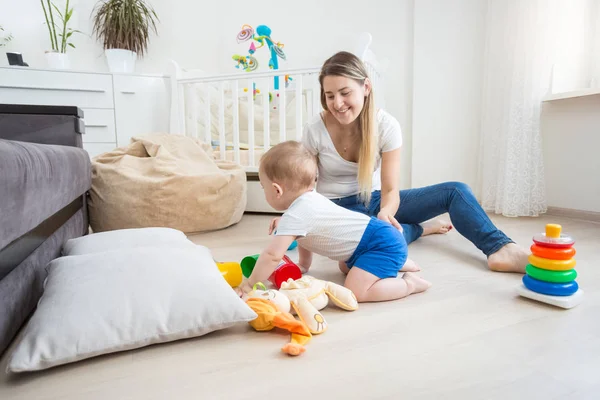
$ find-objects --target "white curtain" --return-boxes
[477,0,600,217]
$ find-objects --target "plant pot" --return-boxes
[45,52,70,69]
[105,49,136,73]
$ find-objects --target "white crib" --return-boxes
[168,32,387,212]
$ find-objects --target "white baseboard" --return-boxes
[546,207,600,223]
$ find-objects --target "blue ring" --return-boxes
[523,275,578,296]
[288,240,298,250]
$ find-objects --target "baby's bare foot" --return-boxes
[488,243,528,273]
[400,258,421,272]
[403,272,432,294]
[421,219,453,236]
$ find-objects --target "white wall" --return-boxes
[540,95,600,213]
[0,0,414,188]
[411,0,486,193]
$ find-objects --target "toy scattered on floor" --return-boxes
[215,261,243,287]
[240,254,302,289]
[517,223,583,309]
[245,283,311,356]
[279,275,358,334]
[233,24,288,90]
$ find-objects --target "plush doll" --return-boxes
[244,285,311,356]
[279,275,358,334]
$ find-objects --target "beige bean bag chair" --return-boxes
[88,134,246,234]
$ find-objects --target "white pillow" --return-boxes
[62,227,189,256]
[7,246,257,373]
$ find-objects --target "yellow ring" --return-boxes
[528,254,576,271]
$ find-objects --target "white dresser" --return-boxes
[0,66,170,158]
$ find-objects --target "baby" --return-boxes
[241,140,431,302]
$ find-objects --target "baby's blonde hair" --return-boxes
[259,141,317,192]
[319,51,378,204]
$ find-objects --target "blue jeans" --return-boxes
[330,182,513,257]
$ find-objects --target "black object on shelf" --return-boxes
[6,52,29,67]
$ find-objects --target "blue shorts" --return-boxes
[345,218,408,279]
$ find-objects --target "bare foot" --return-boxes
[400,258,421,272]
[421,219,453,236]
[487,243,529,273]
[403,272,432,294]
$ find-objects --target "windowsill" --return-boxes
[542,88,600,102]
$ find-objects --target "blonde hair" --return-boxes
[259,141,318,192]
[319,51,378,204]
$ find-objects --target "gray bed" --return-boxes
[0,104,91,356]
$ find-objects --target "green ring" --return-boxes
[526,264,577,283]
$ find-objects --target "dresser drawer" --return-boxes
[113,75,170,146]
[0,68,114,109]
[81,108,116,143]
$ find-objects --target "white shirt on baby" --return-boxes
[275,190,372,261]
[301,109,403,199]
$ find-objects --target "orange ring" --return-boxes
[530,244,576,260]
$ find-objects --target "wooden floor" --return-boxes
[1,212,599,399]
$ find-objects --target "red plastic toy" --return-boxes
[241,254,302,289]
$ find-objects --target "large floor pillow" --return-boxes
[7,244,257,373]
[88,134,247,234]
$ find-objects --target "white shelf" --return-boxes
[542,88,600,102]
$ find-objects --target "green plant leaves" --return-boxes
[0,25,13,47]
[91,0,159,57]
[41,0,81,53]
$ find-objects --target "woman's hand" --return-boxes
[268,217,281,235]
[377,211,403,232]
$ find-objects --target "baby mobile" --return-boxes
[232,24,292,108]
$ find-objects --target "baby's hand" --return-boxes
[235,280,254,299]
[233,286,244,298]
[268,217,281,235]
[298,264,310,274]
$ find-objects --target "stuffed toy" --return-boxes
[279,275,358,334]
[244,285,311,356]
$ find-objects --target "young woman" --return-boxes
[297,51,529,273]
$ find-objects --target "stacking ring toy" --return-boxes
[525,264,577,283]
[530,244,576,260]
[523,275,579,296]
[528,254,576,271]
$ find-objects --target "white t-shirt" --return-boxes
[301,109,403,199]
[275,190,372,261]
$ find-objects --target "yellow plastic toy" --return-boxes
[215,261,243,287]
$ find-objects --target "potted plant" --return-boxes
[0,25,13,48]
[40,0,81,69]
[91,0,159,74]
